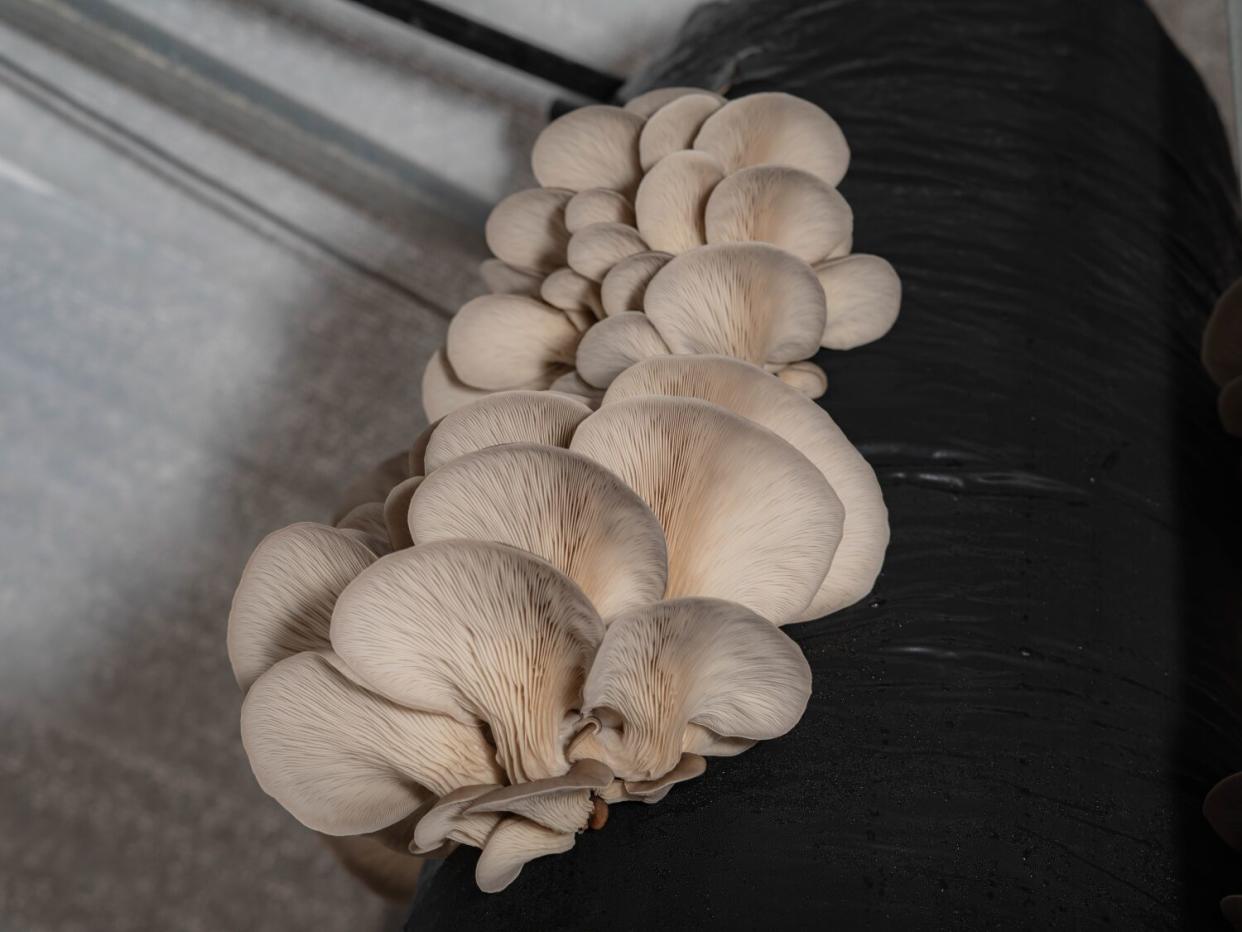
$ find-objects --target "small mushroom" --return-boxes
[814,254,902,350]
[240,651,503,835]
[1203,278,1242,387]
[693,91,850,187]
[548,370,606,407]
[466,759,614,833]
[540,267,605,321]
[445,294,580,391]
[331,539,604,782]
[639,93,725,170]
[575,311,671,388]
[421,348,491,421]
[567,222,650,282]
[705,165,853,265]
[382,475,422,550]
[570,395,843,624]
[570,598,812,780]
[600,250,671,316]
[227,522,377,692]
[409,444,667,619]
[411,784,503,855]
[604,356,888,617]
[776,360,828,398]
[479,258,542,296]
[423,389,591,472]
[624,86,724,119]
[484,188,572,273]
[634,150,725,254]
[643,242,826,365]
[531,105,644,195]
[475,816,576,893]
[565,188,635,233]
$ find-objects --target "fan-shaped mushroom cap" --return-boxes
[693,92,850,187]
[410,784,502,854]
[423,390,591,472]
[1204,278,1242,387]
[467,759,613,833]
[540,267,604,320]
[475,817,576,893]
[1220,376,1242,438]
[600,250,671,316]
[605,356,888,617]
[479,258,542,296]
[705,165,852,265]
[548,370,605,407]
[575,312,671,388]
[531,105,644,195]
[643,243,826,365]
[814,254,902,350]
[634,150,724,254]
[571,598,812,780]
[241,651,503,835]
[639,93,725,170]
[682,724,756,758]
[410,445,667,619]
[421,348,492,421]
[571,396,842,623]
[445,294,579,391]
[227,523,377,692]
[776,360,828,398]
[382,476,422,550]
[484,188,572,273]
[331,540,604,782]
[567,222,650,282]
[565,188,635,233]
[625,86,724,119]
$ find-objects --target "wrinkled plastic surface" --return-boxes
[407,0,1242,927]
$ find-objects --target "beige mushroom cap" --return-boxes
[466,759,613,834]
[421,348,492,422]
[445,294,579,391]
[624,86,724,119]
[605,355,888,617]
[335,502,391,556]
[548,370,605,407]
[575,311,671,389]
[634,150,725,254]
[705,165,853,265]
[600,250,671,316]
[531,105,644,195]
[227,522,376,692]
[540,267,604,322]
[241,651,502,836]
[693,91,850,187]
[567,222,650,282]
[564,188,635,233]
[571,395,842,624]
[1204,278,1242,387]
[410,444,667,619]
[814,254,902,350]
[619,751,707,804]
[484,187,572,274]
[410,784,503,855]
[776,360,829,398]
[639,93,725,170]
[479,258,542,296]
[423,389,591,472]
[572,598,812,781]
[475,817,576,893]
[643,242,827,365]
[331,540,604,783]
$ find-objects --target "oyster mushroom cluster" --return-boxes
[230,88,897,896]
[423,87,903,419]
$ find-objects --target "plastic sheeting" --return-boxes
[406,0,1242,926]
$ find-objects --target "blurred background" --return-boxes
[0,1,1233,929]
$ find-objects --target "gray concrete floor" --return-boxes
[0,1,1233,930]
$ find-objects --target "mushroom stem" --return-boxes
[589,797,609,830]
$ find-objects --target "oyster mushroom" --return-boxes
[445,294,579,391]
[814,254,902,349]
[619,752,708,803]
[335,502,390,556]
[466,758,614,833]
[639,93,725,170]
[575,312,671,388]
[381,475,422,550]
[625,86,724,119]
[634,150,725,254]
[540,267,604,323]
[409,444,667,618]
[567,222,650,282]
[549,370,605,407]
[565,188,635,233]
[605,355,888,617]
[570,395,843,624]
[475,816,576,893]
[600,250,671,316]
[569,598,812,781]
[423,389,591,472]
[776,360,828,398]
[479,258,542,296]
[331,539,604,783]
[411,784,504,855]
[484,187,572,273]
[531,105,644,195]
[421,348,491,421]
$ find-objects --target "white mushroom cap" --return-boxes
[570,395,843,624]
[421,348,492,421]
[571,598,812,780]
[639,93,725,170]
[466,759,613,833]
[445,294,579,391]
[575,311,671,388]
[634,150,724,254]
[643,242,827,365]
[484,188,572,273]
[423,389,591,472]
[705,165,853,265]
[693,91,850,187]
[1204,278,1242,388]
[331,540,604,783]
[410,784,503,855]
[548,370,606,407]
[814,254,902,349]
[567,222,650,282]
[409,444,667,619]
[600,250,671,316]
[240,651,503,835]
[540,267,604,321]
[531,105,644,195]
[475,817,576,893]
[776,360,828,398]
[604,356,888,617]
[227,522,377,692]
[624,86,724,119]
[382,475,422,550]
[479,258,542,296]
[564,188,635,233]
